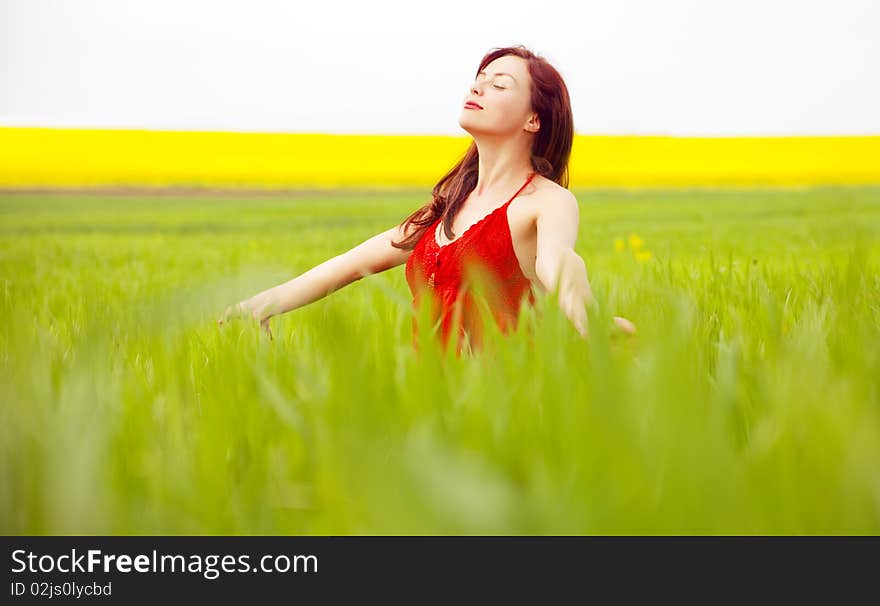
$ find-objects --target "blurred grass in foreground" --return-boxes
[1,185,879,534]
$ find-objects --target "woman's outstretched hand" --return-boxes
[612,316,637,336]
[217,300,274,341]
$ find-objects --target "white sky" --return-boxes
[1,0,878,136]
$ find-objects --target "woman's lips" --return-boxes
[464,102,483,109]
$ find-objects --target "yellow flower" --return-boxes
[628,234,644,250]
[635,250,653,262]
[614,237,625,252]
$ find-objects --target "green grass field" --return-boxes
[2,185,879,534]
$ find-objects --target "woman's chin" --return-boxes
[457,119,493,137]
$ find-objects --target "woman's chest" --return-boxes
[407,198,540,292]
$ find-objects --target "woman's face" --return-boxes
[459,55,538,137]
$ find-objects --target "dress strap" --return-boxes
[507,171,537,204]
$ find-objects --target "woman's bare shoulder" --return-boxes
[523,175,577,215]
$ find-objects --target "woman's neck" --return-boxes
[471,135,534,197]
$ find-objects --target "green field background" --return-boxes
[2,185,879,534]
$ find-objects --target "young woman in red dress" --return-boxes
[219,45,637,355]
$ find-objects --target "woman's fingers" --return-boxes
[218,303,273,340]
[260,316,273,341]
[218,302,247,326]
[217,305,232,326]
[612,316,637,335]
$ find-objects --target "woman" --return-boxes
[218,45,636,355]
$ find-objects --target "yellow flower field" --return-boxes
[1,127,879,189]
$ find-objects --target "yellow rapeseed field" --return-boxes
[1,127,879,189]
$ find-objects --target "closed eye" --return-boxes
[493,85,505,90]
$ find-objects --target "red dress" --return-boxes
[405,171,538,356]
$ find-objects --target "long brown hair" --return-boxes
[391,44,574,251]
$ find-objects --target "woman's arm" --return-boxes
[218,221,415,331]
[534,190,636,338]
[534,189,593,337]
